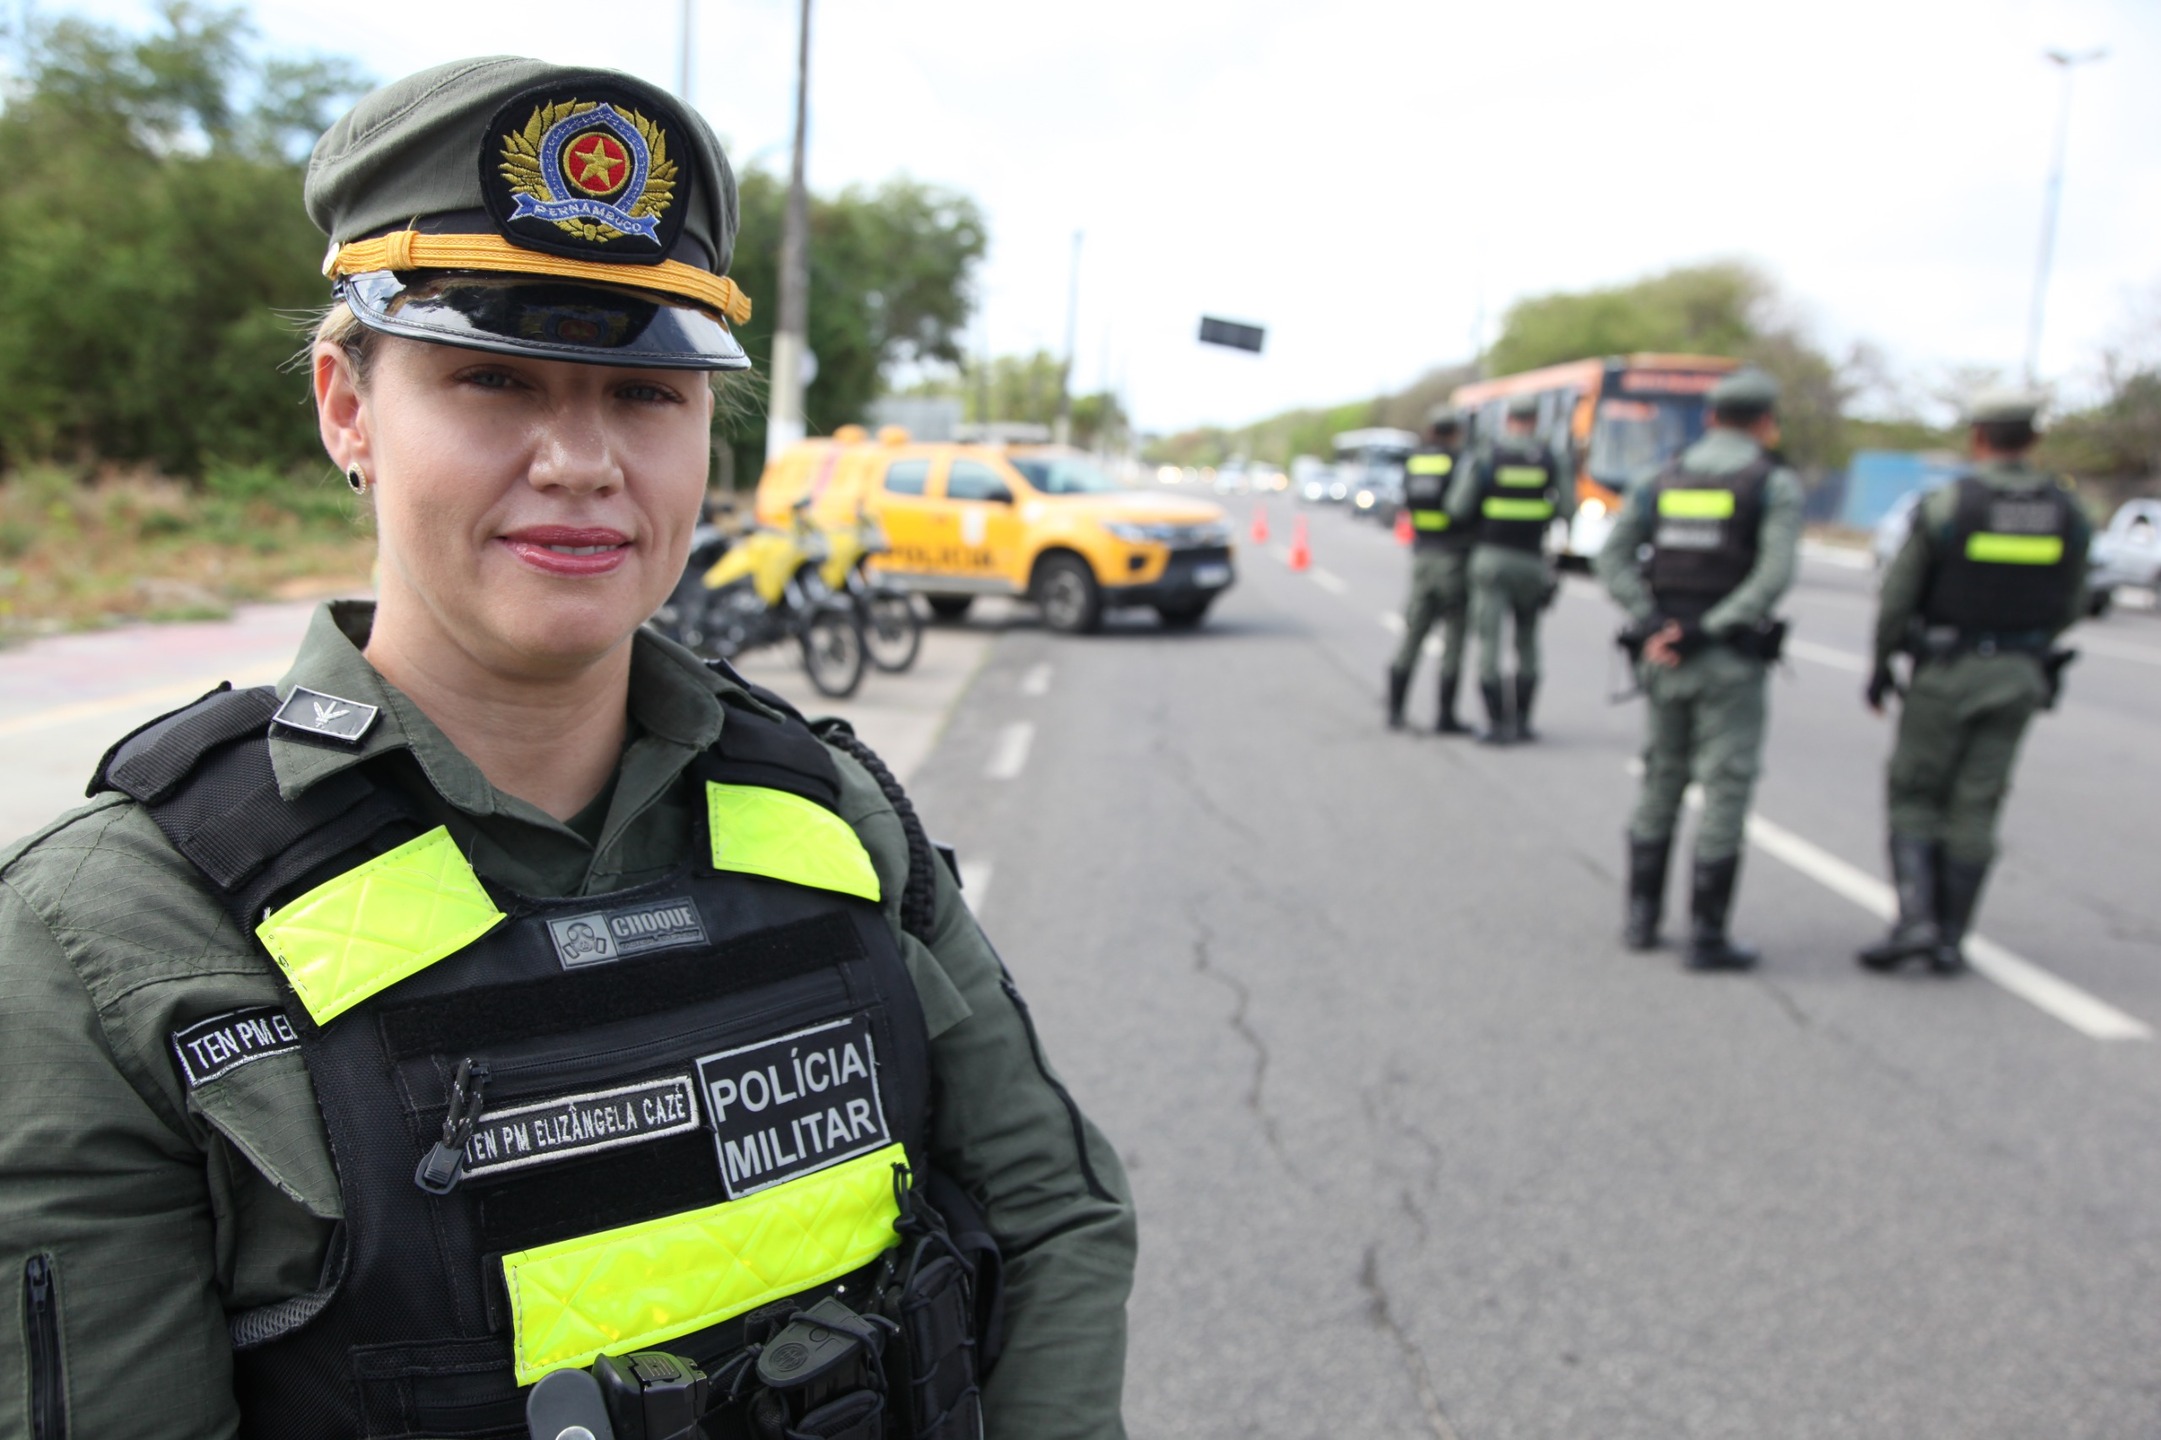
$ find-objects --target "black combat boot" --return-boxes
[1475,681,1512,745]
[1386,666,1410,730]
[1513,674,1539,742]
[1684,855,1759,971]
[1435,669,1470,735]
[1624,833,1671,950]
[1857,834,1940,970]
[1931,856,1989,975]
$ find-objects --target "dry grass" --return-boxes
[0,464,376,642]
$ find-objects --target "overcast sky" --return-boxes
[50,0,2161,432]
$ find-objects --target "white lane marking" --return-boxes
[0,662,288,740]
[957,859,994,908]
[1802,539,1872,571]
[1019,662,1053,697]
[1311,568,1349,594]
[1379,612,1406,634]
[1744,810,2152,1041]
[985,721,1034,781]
[1786,639,1870,674]
[2077,634,2161,669]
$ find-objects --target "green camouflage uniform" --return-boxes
[1872,461,2089,864]
[0,604,1136,1439]
[1597,429,1804,862]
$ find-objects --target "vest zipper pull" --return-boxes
[414,1057,490,1195]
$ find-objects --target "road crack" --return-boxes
[1361,1243,1467,1440]
[1186,902,1304,1183]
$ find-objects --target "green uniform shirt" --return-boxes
[0,602,1135,1440]
[1595,428,1805,633]
[1871,458,2092,667]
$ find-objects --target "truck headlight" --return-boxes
[1103,521,1157,544]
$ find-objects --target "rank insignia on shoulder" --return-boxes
[271,686,380,745]
[482,81,690,265]
[170,1006,302,1088]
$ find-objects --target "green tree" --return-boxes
[1486,262,1855,471]
[725,172,986,482]
[0,3,365,476]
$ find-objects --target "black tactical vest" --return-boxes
[1474,442,1560,552]
[1921,474,2082,635]
[1401,447,1468,552]
[1645,457,1772,623]
[93,685,991,1440]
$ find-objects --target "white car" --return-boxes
[2088,498,2161,616]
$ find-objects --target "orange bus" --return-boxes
[1452,353,1741,565]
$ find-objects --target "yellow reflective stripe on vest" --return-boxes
[1413,511,1451,531]
[1657,488,1736,519]
[1406,454,1454,476]
[254,826,506,1025]
[1965,532,2064,565]
[501,1142,907,1385]
[1483,497,1555,521]
[1495,465,1548,489]
[706,783,882,902]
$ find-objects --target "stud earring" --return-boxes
[345,465,368,495]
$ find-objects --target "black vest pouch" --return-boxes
[1646,457,1772,625]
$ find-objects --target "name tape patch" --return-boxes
[270,686,380,745]
[696,1014,890,1199]
[170,1006,302,1088]
[547,896,708,969]
[461,1074,701,1180]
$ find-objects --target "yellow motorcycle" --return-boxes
[807,510,923,673]
[653,502,867,698]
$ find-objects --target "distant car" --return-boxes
[2088,498,2161,617]
[1213,461,1252,496]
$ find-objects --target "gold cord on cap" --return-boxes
[326,230,752,326]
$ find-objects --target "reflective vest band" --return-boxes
[501,1143,908,1386]
[1413,512,1451,531]
[1657,489,1736,520]
[707,782,883,902]
[1495,465,1548,489]
[255,826,506,1025]
[1483,498,1555,521]
[1965,532,2064,565]
[1406,455,1453,476]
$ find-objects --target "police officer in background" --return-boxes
[0,59,1133,1440]
[1448,393,1574,744]
[1596,369,1800,971]
[1858,391,2089,975]
[1386,406,1474,732]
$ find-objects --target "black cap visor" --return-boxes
[340,269,750,371]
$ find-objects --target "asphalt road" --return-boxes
[906,500,2161,1439]
[4,524,2157,1437]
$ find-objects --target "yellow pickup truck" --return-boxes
[756,432,1237,632]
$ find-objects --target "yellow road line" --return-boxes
[0,663,287,740]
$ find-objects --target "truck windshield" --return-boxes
[1587,395,1707,489]
[1009,457,1125,494]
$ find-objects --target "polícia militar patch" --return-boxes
[482,80,689,265]
[696,1014,891,1199]
[171,1006,302,1088]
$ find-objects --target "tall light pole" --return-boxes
[2024,46,2107,387]
[767,0,814,460]
[1054,230,1082,446]
[676,0,692,101]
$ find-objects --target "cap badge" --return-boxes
[493,93,681,258]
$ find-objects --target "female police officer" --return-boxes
[0,59,1133,1440]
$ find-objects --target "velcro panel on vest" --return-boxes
[1966,533,2065,565]
[500,1141,908,1385]
[707,698,844,810]
[92,683,276,803]
[708,783,881,902]
[1657,489,1737,519]
[256,826,506,1024]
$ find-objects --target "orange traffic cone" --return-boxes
[1251,504,1270,544]
[1287,515,1311,573]
[1393,508,1413,546]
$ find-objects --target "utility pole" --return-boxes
[1054,229,1083,446]
[766,0,813,461]
[676,0,692,100]
[2024,46,2107,387]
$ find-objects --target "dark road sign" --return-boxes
[1199,316,1266,353]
